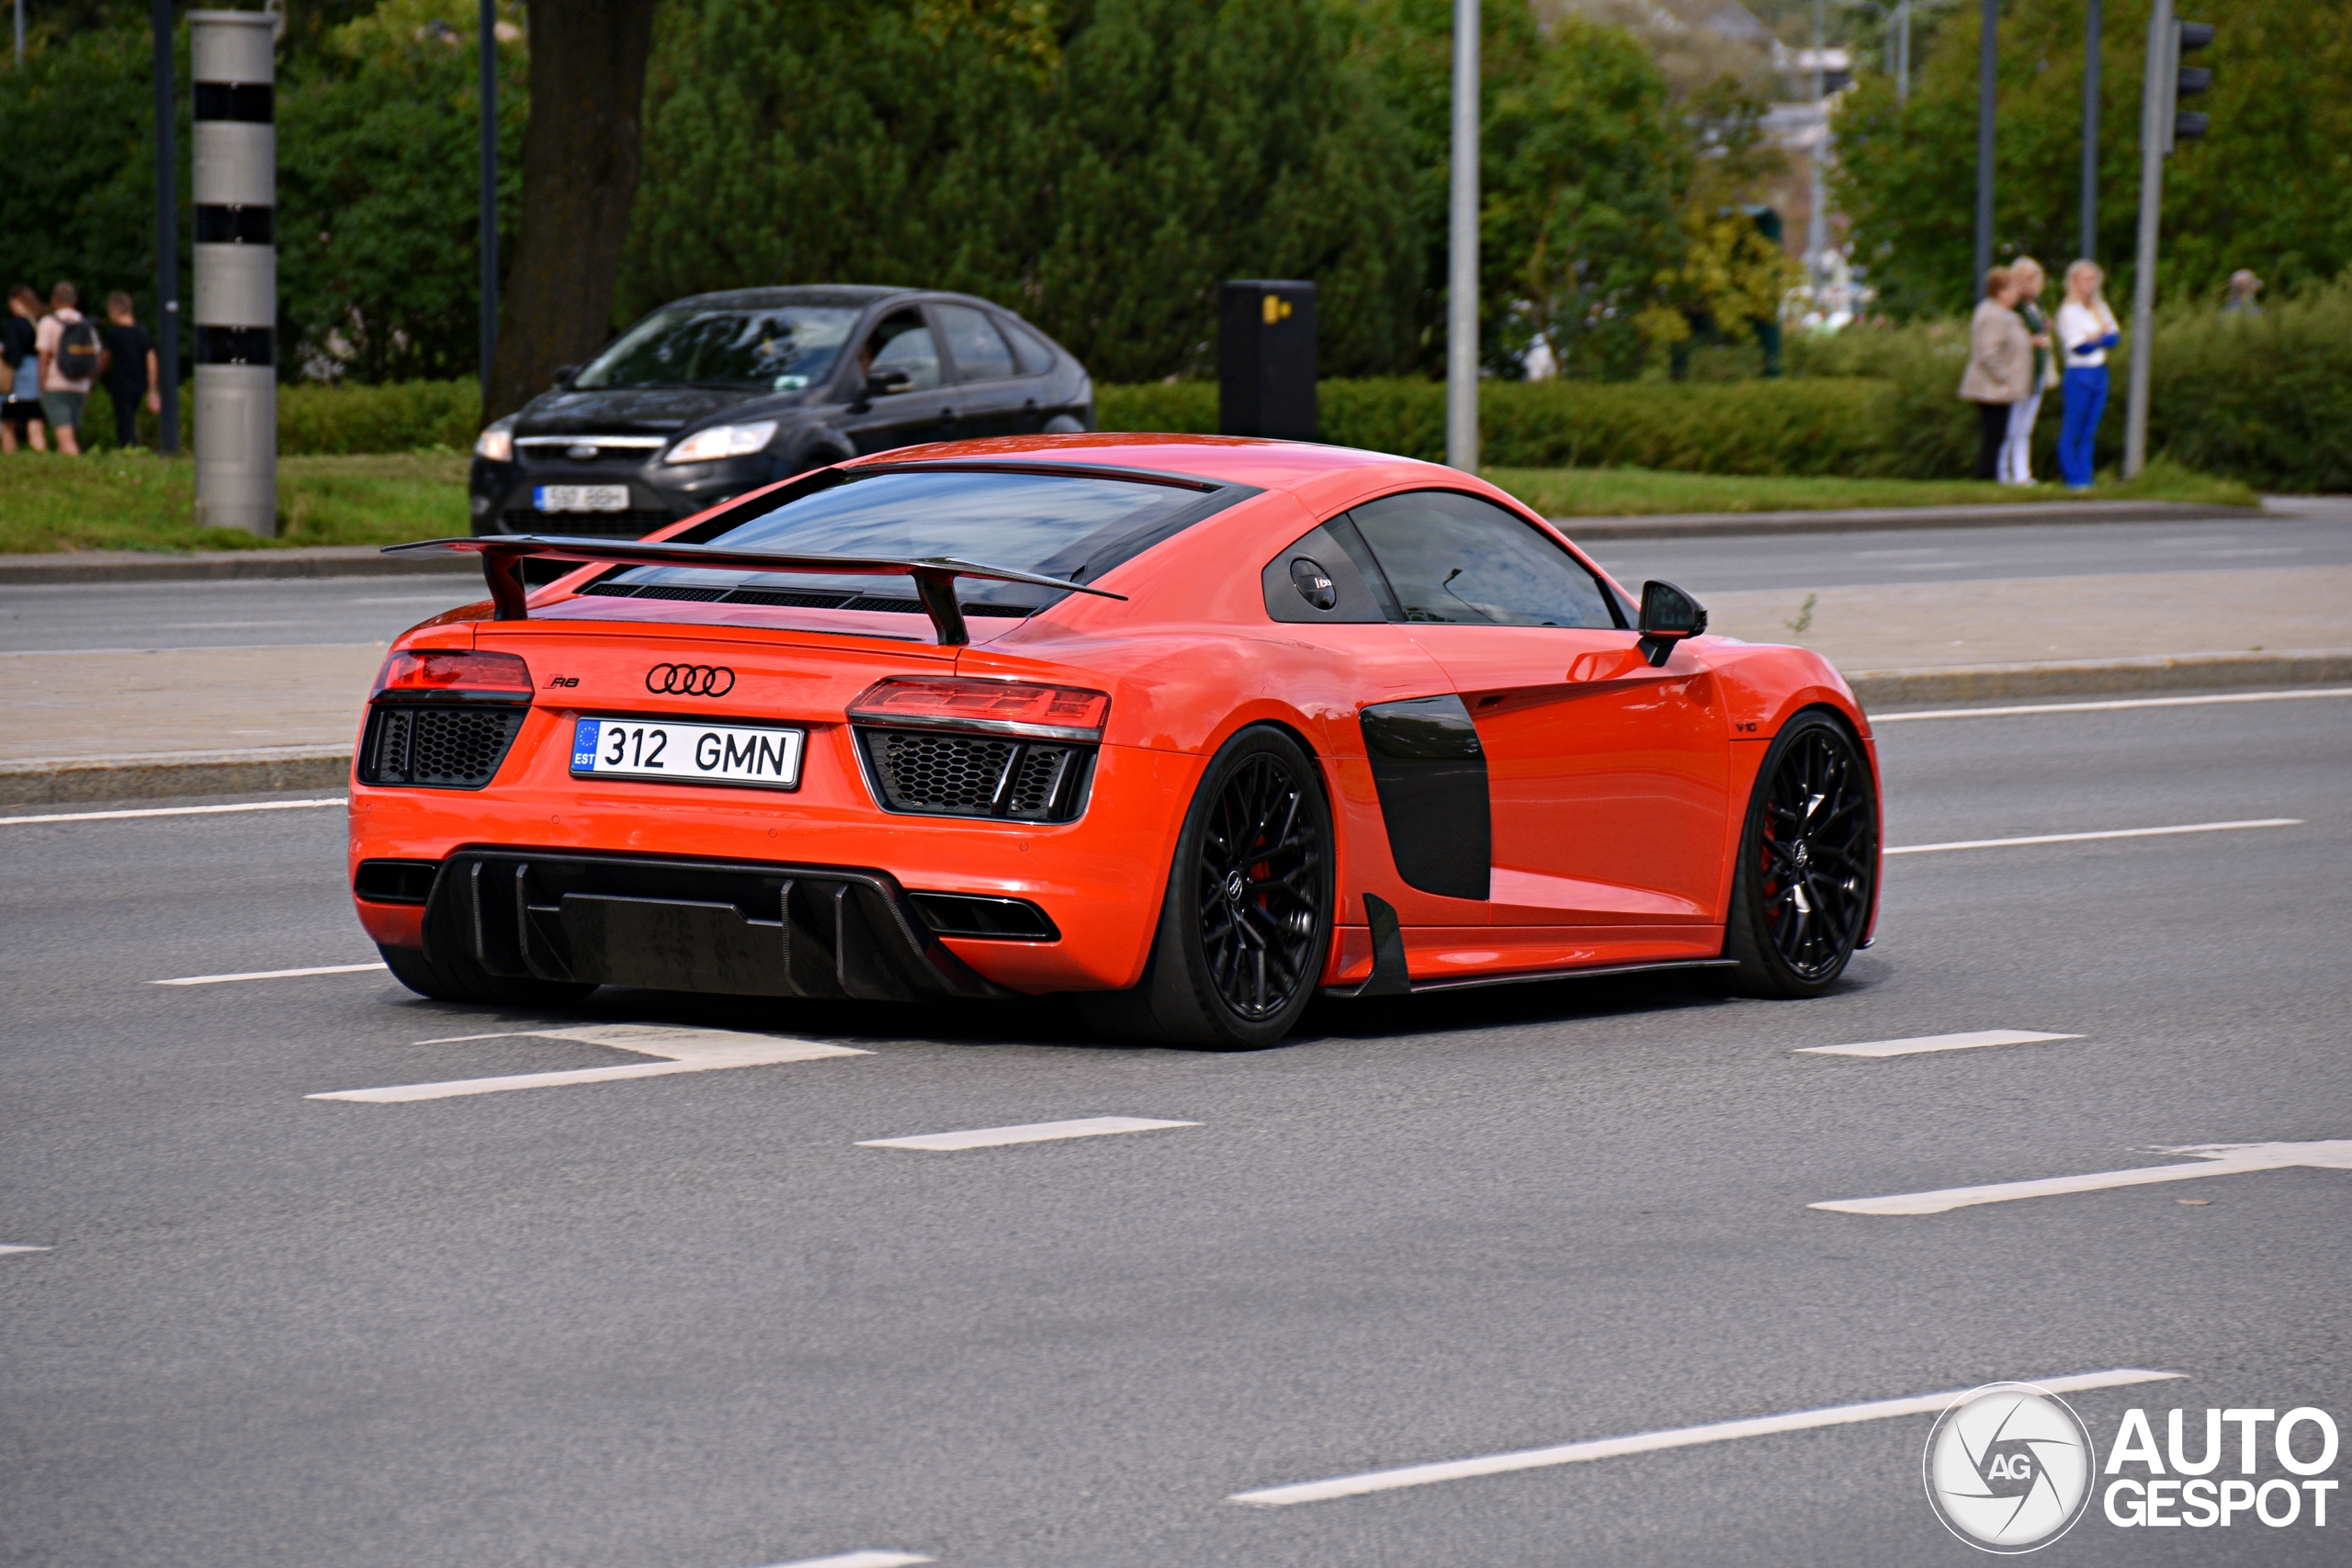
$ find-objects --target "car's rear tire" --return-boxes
[1721,708,1879,998]
[377,942,598,1010]
[1081,726,1334,1049]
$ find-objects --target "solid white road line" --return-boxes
[1885,818,2299,856]
[310,1023,866,1103]
[753,1553,933,1568]
[154,962,387,987]
[1813,1139,2352,1215]
[0,1246,51,1257]
[858,1116,1198,1152]
[1797,1029,2081,1058]
[1876,687,2352,722]
[1227,1369,2185,1506]
[1,797,344,827]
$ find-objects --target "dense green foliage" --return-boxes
[1833,0,2352,318]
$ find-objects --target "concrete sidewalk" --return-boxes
[5,558,2348,805]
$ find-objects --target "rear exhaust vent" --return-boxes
[360,706,526,789]
[856,729,1091,822]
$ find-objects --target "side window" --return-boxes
[1349,491,1619,629]
[934,303,1017,382]
[861,310,941,392]
[999,317,1057,375]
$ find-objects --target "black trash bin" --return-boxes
[1218,280,1317,440]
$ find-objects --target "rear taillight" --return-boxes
[849,676,1110,741]
[372,649,535,704]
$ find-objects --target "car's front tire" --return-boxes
[1721,708,1879,997]
[1083,726,1334,1048]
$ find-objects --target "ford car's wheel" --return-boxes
[1085,726,1333,1048]
[1722,709,1879,998]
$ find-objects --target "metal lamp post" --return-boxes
[1445,0,1478,472]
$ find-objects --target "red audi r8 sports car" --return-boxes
[350,434,1881,1048]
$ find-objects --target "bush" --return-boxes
[277,380,481,455]
[1101,377,1907,474]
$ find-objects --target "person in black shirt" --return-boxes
[98,291,160,449]
[2,285,45,454]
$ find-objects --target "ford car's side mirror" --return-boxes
[865,367,911,397]
[550,364,580,389]
[1636,580,1708,667]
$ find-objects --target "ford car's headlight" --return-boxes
[662,421,777,464]
[473,415,516,463]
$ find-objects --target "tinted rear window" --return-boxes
[600,468,1214,610]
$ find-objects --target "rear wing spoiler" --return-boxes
[382,535,1126,647]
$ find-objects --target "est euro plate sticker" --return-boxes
[571,717,804,790]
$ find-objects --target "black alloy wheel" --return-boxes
[1723,709,1879,997]
[1081,726,1334,1048]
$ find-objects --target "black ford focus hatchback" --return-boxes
[469,286,1095,536]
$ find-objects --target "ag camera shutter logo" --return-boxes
[1923,1382,2097,1552]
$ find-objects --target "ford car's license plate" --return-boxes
[571,717,804,790]
[534,484,630,513]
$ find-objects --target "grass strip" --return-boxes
[0,451,468,553]
[1488,457,2259,517]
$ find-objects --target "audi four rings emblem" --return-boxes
[646,663,736,696]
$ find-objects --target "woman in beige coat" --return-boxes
[1959,267,2033,479]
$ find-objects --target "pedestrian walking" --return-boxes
[97,291,160,450]
[2055,261,2122,491]
[1958,266,2031,482]
[3,284,48,454]
[34,281,98,457]
[1999,256,2057,485]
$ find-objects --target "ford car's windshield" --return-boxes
[574,305,861,391]
[563,468,1220,621]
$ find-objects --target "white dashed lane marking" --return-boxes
[752,1554,933,1568]
[1226,1369,2184,1506]
[1797,1030,2081,1058]
[858,1117,1197,1152]
[1886,818,2299,855]
[309,1023,866,1102]
[1813,1140,2352,1215]
[155,962,388,986]
[0,1246,51,1257]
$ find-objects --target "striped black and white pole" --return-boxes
[191,9,277,536]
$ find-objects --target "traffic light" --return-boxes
[2167,21,2214,149]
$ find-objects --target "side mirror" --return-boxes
[865,367,911,397]
[1636,580,1708,668]
[550,364,580,389]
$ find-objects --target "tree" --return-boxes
[487,0,662,420]
[1832,0,2352,318]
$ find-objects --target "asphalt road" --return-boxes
[6,512,2348,653]
[4,691,2346,1567]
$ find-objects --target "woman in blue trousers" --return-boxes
[2055,262,2122,490]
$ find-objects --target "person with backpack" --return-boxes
[36,281,99,456]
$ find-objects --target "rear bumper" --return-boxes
[413,849,1012,1000]
[346,734,1202,995]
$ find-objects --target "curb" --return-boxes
[1,749,350,807]
[1850,648,2352,710]
[1558,499,2261,541]
[9,649,2346,807]
[0,546,475,585]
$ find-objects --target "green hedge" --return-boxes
[80,378,481,457]
[62,272,2348,491]
[1100,378,1908,476]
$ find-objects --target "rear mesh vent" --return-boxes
[361,705,526,789]
[857,728,1090,821]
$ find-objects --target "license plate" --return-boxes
[534,484,631,513]
[571,717,804,790]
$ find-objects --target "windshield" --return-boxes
[574,304,860,390]
[582,469,1211,613]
